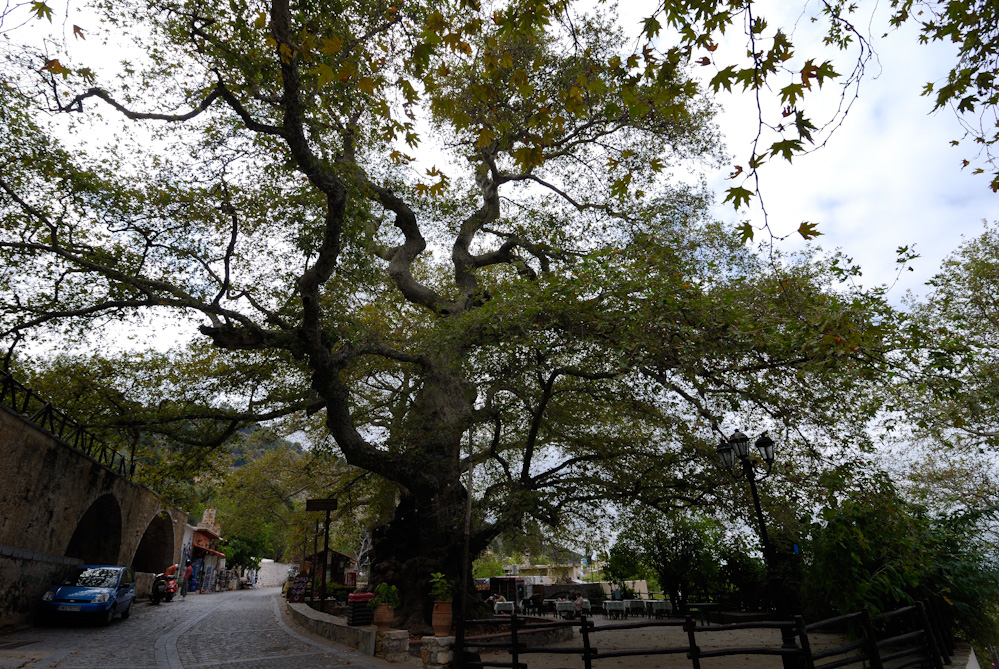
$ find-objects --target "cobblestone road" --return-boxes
[0,587,402,669]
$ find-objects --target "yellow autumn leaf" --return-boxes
[476,127,495,149]
[319,37,342,55]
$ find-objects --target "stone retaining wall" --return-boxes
[286,601,378,657]
[0,406,178,627]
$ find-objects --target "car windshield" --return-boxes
[59,567,119,588]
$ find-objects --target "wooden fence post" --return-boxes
[929,597,955,657]
[580,612,593,669]
[510,608,520,669]
[917,601,945,669]
[794,615,816,669]
[685,615,700,669]
[860,609,885,669]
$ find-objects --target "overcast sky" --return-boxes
[618,0,999,304]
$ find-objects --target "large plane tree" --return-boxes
[0,0,900,628]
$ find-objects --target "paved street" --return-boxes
[0,587,401,669]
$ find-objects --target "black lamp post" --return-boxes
[717,431,799,667]
[716,431,776,575]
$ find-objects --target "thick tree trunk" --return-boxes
[330,358,484,632]
[369,487,478,632]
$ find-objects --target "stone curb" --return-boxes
[286,600,378,656]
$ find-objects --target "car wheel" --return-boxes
[121,603,132,620]
[102,607,115,626]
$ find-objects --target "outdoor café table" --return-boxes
[684,602,720,625]
[626,599,646,618]
[494,601,515,615]
[603,600,626,619]
[648,600,672,618]
[555,601,576,619]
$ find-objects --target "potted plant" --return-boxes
[429,572,454,637]
[369,582,400,632]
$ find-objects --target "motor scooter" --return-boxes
[151,573,167,605]
[163,574,178,602]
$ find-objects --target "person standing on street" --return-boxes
[181,561,193,599]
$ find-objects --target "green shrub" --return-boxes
[430,573,454,602]
[370,582,400,609]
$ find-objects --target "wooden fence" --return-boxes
[458,599,954,669]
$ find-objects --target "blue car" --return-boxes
[40,565,136,625]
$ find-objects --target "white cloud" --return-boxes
[672,0,999,300]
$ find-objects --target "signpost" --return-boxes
[306,498,339,512]
[306,498,337,611]
[312,520,319,600]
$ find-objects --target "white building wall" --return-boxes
[256,558,294,587]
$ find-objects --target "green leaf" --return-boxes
[642,16,661,39]
[314,63,334,87]
[724,186,754,209]
[770,138,803,162]
[709,66,739,93]
[797,221,822,240]
[779,83,805,107]
[30,1,53,22]
[319,37,342,55]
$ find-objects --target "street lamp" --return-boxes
[717,430,798,666]
[716,432,776,549]
[716,431,777,591]
[718,432,775,556]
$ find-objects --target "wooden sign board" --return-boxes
[289,574,310,602]
[306,498,338,512]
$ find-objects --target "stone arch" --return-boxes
[64,494,122,564]
[131,512,176,573]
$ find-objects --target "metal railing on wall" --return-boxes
[0,370,133,479]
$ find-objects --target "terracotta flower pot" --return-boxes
[432,600,453,637]
[373,603,394,631]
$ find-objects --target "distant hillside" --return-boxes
[229,424,305,468]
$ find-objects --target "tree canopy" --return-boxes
[610,507,724,608]
[903,222,999,449]
[801,468,999,647]
[0,0,909,629]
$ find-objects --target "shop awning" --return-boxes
[195,546,226,557]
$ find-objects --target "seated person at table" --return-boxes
[558,593,575,619]
[574,592,585,616]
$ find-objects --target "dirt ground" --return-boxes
[475,617,849,669]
